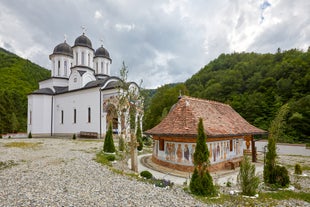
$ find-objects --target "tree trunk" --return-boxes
[131,133,138,172]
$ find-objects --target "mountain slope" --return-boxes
[0,47,50,133]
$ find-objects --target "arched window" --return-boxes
[82,52,85,65]
[101,62,103,73]
[61,110,64,124]
[58,60,60,76]
[73,109,77,124]
[64,61,67,76]
[76,52,78,65]
[88,53,90,66]
[106,62,109,74]
[88,107,91,123]
[96,62,98,73]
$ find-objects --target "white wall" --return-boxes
[39,78,68,91]
[53,87,101,135]
[27,94,52,134]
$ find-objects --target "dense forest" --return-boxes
[143,49,310,143]
[0,48,50,134]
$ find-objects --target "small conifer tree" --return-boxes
[264,104,289,185]
[136,120,143,151]
[28,131,32,138]
[238,155,260,196]
[103,122,116,153]
[295,164,302,175]
[190,118,216,196]
[72,133,76,140]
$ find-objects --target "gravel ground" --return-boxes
[0,138,204,207]
[0,138,309,207]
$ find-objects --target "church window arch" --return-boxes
[57,60,60,76]
[88,107,91,123]
[64,61,67,76]
[61,110,64,124]
[73,109,77,124]
[82,52,85,65]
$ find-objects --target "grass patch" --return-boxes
[95,151,113,167]
[3,142,42,149]
[0,160,18,170]
[260,191,310,203]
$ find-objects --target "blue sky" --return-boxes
[0,0,309,88]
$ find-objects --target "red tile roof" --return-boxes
[145,96,267,138]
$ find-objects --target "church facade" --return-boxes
[27,33,142,138]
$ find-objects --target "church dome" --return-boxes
[52,41,73,57]
[74,33,93,49]
[94,46,111,60]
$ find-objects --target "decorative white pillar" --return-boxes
[102,112,107,137]
[118,113,122,136]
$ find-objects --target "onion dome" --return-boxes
[52,41,73,57]
[74,33,92,49]
[94,45,111,60]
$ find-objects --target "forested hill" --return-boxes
[0,47,50,133]
[144,49,309,143]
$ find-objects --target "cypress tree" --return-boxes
[136,120,143,151]
[190,118,216,196]
[264,104,289,184]
[103,122,116,153]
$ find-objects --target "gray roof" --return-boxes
[74,33,93,49]
[30,76,122,96]
[52,41,73,57]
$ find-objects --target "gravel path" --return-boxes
[0,139,204,207]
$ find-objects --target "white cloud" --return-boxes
[115,23,136,32]
[94,10,102,20]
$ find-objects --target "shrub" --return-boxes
[140,170,153,179]
[226,181,232,187]
[105,154,116,161]
[0,134,2,139]
[72,134,76,140]
[118,136,125,151]
[153,178,173,188]
[274,165,290,187]
[143,135,153,146]
[28,131,32,138]
[238,155,260,196]
[294,164,302,175]
[103,122,115,153]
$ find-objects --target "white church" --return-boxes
[27,32,143,138]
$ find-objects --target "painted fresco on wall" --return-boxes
[184,144,190,163]
[165,142,176,161]
[157,139,243,166]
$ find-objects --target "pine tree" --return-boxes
[103,122,116,153]
[190,118,216,196]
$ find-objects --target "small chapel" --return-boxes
[27,32,142,138]
[145,96,267,172]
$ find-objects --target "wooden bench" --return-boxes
[80,131,98,138]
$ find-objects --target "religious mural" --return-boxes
[155,139,244,166]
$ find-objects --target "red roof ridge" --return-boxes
[181,95,230,107]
